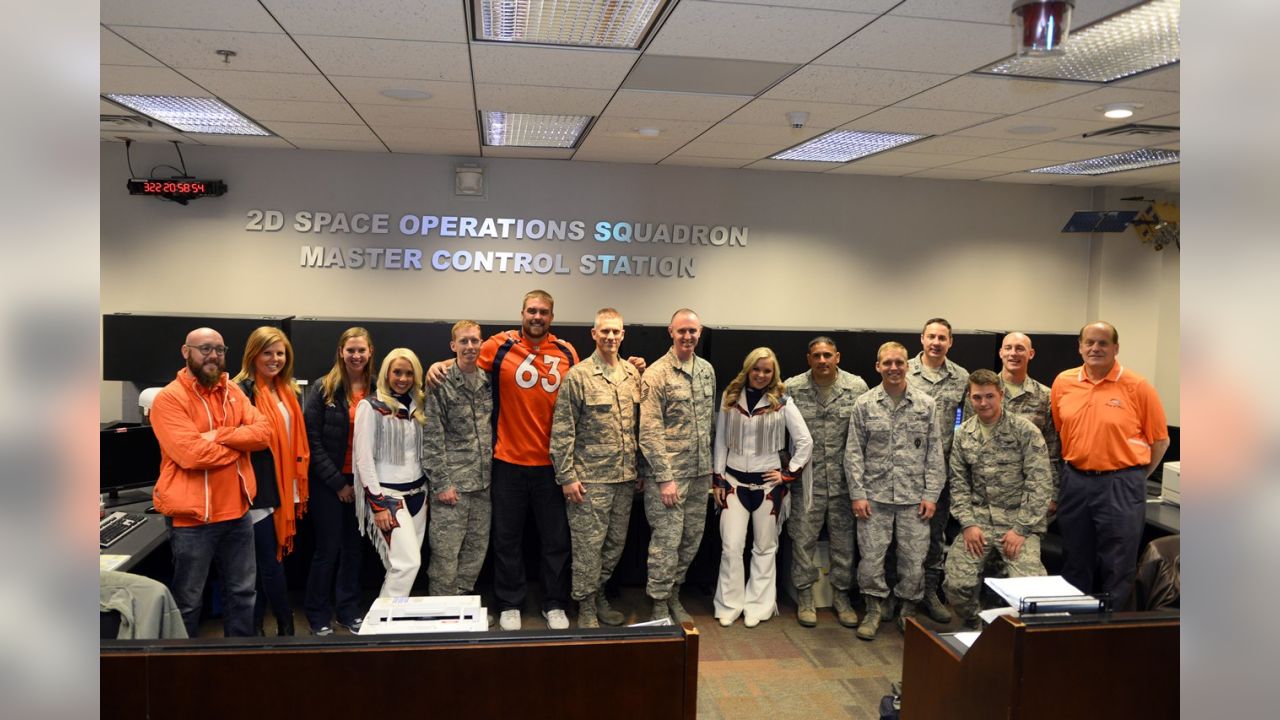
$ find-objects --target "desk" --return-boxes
[901,612,1179,719]
[1145,499,1180,533]
[100,498,168,573]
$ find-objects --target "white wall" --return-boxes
[100,142,1177,420]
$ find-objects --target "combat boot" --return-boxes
[650,596,671,622]
[855,596,882,641]
[796,587,817,627]
[578,595,599,629]
[832,591,859,629]
[668,585,693,624]
[920,582,952,623]
[596,591,625,626]
[896,600,918,634]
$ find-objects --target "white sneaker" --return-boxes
[499,609,521,631]
[542,608,569,630]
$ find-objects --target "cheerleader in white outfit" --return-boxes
[712,347,812,627]
[354,348,429,598]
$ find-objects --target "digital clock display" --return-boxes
[127,178,227,199]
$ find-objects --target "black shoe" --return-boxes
[336,617,363,633]
[277,618,295,636]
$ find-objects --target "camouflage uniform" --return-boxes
[943,412,1052,622]
[1001,375,1063,533]
[550,351,642,602]
[906,354,968,591]
[638,349,716,601]
[844,385,945,601]
[422,365,493,597]
[784,369,869,594]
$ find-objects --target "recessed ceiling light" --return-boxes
[1099,102,1142,119]
[103,94,269,135]
[982,0,1180,83]
[771,130,928,163]
[636,127,661,138]
[481,111,592,148]
[1029,147,1179,175]
[474,0,670,49]
[380,88,433,101]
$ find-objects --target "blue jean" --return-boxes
[168,513,257,638]
[304,475,364,629]
[252,513,292,629]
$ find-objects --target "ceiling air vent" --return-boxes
[100,114,159,131]
[1081,123,1179,139]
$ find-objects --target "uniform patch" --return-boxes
[1107,398,1123,408]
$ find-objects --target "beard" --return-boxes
[187,354,224,388]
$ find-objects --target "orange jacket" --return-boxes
[151,369,271,526]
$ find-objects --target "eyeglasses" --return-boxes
[186,343,230,356]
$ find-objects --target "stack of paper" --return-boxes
[984,575,1088,612]
[359,595,488,635]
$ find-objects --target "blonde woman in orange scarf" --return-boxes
[233,326,311,635]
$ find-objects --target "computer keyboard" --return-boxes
[100,511,148,549]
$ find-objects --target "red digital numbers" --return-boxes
[141,181,207,195]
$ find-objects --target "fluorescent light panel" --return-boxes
[983,0,1180,82]
[105,94,269,135]
[482,111,591,148]
[475,0,668,49]
[1030,147,1179,175]
[771,130,927,163]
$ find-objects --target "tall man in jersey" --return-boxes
[428,290,579,630]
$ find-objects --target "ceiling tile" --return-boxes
[606,91,750,122]
[890,0,1146,27]
[475,84,612,115]
[907,167,1000,180]
[329,78,475,110]
[101,99,135,115]
[573,143,672,163]
[842,106,998,134]
[646,2,878,63]
[901,135,1036,155]
[1113,64,1180,92]
[261,121,379,141]
[295,36,471,81]
[671,141,778,160]
[260,0,466,43]
[763,66,952,106]
[102,0,281,31]
[660,155,749,168]
[355,105,477,130]
[939,156,1049,173]
[698,123,820,146]
[182,134,295,149]
[827,163,918,176]
[589,116,711,144]
[1068,130,1179,148]
[101,65,211,96]
[850,150,971,168]
[184,69,343,102]
[377,127,477,146]
[980,172,1066,185]
[623,56,797,95]
[724,98,878,130]
[482,147,575,160]
[817,16,1014,74]
[996,141,1143,162]
[110,27,314,73]
[1023,88,1180,123]
[385,139,479,155]
[471,45,636,89]
[1149,112,1179,126]
[101,27,162,67]
[703,0,899,11]
[291,139,389,152]
[897,75,1096,114]
[745,159,837,172]
[951,114,1114,141]
[231,99,361,124]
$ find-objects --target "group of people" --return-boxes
[146,290,1168,642]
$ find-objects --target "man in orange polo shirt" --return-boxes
[1050,322,1169,610]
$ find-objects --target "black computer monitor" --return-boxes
[100,424,161,503]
